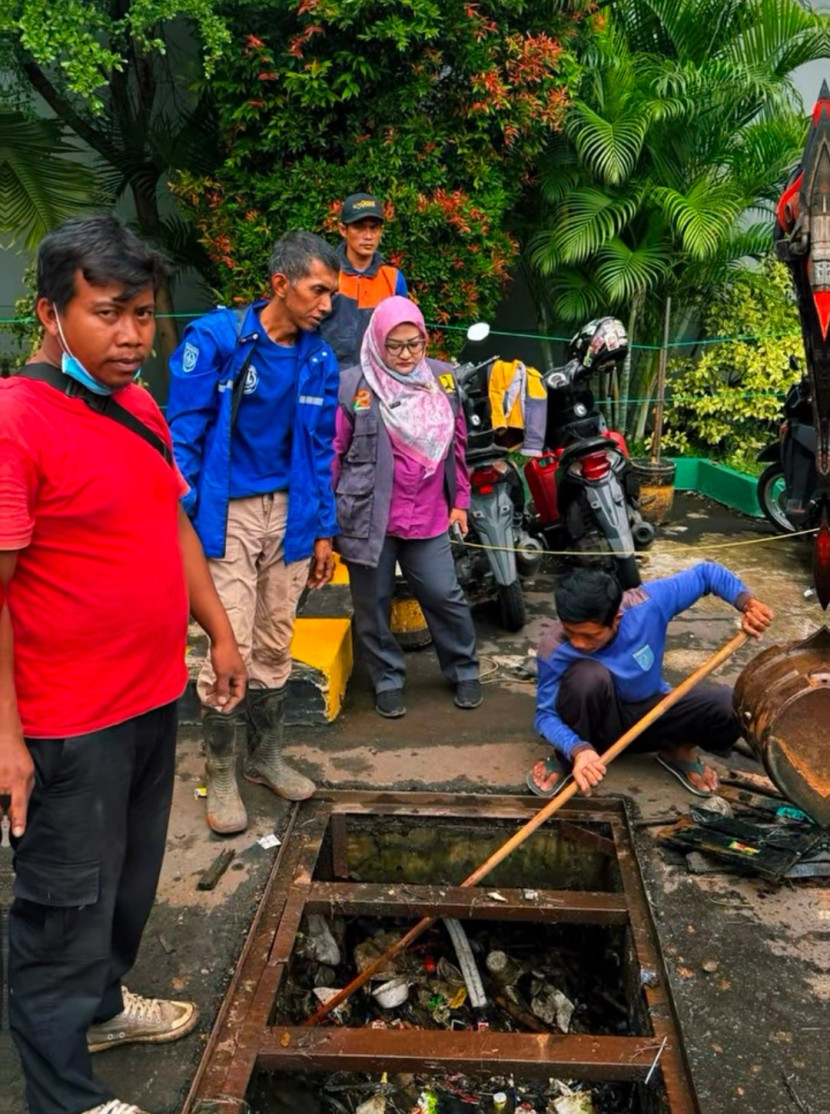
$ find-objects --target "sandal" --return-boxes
[526,754,572,798]
[655,754,714,798]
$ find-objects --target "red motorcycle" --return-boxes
[523,318,655,588]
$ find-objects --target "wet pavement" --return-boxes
[1,494,827,1114]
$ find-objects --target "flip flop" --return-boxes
[526,755,572,798]
[655,754,714,798]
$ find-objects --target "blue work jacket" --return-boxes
[167,302,339,561]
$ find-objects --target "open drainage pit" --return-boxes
[185,793,697,1114]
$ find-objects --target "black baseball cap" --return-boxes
[340,193,384,224]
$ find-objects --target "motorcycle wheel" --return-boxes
[757,463,797,534]
[497,579,527,632]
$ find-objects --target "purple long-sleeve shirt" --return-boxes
[333,403,470,539]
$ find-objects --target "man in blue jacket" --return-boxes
[168,231,340,833]
[528,563,773,799]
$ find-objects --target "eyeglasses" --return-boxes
[385,338,426,356]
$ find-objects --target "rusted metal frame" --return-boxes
[183,800,333,1114]
[610,817,700,1114]
[320,788,620,823]
[558,819,617,858]
[329,811,350,879]
[304,881,629,923]
[261,1027,664,1081]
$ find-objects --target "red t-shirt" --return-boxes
[0,376,190,738]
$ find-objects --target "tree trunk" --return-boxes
[620,290,644,436]
[131,178,179,378]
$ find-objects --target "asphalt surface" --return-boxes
[1,493,827,1114]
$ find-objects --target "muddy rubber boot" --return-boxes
[203,710,248,834]
[244,688,316,801]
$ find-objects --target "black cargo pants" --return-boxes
[8,702,177,1114]
[549,658,740,769]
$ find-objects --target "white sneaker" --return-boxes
[81,1102,151,1114]
[87,986,199,1052]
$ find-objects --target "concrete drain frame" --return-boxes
[184,791,698,1114]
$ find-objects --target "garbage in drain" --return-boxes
[278,915,631,1038]
[265,913,642,1112]
[248,1070,614,1114]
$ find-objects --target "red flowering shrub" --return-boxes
[175,0,593,355]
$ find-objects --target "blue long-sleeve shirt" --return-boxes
[535,562,751,759]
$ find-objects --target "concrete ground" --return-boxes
[1,494,827,1114]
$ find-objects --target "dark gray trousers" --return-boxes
[8,702,177,1114]
[347,533,478,693]
[550,659,740,770]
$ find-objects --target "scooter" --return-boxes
[451,333,543,632]
[523,317,655,590]
[756,361,819,533]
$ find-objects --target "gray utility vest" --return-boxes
[335,359,460,568]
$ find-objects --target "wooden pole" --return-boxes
[650,296,671,465]
[303,629,748,1027]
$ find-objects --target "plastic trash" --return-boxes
[311,986,350,1023]
[304,914,340,966]
[356,1098,387,1114]
[553,1091,594,1114]
[443,917,487,1008]
[485,950,522,986]
[372,975,410,1009]
[530,982,574,1032]
[412,1091,439,1114]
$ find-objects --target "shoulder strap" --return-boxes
[230,305,258,429]
[15,363,173,466]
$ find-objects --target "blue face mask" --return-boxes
[54,306,142,396]
[61,350,112,396]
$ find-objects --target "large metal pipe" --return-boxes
[734,626,830,827]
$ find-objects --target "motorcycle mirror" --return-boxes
[466,322,491,343]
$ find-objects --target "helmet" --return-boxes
[567,317,629,372]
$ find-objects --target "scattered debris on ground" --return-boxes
[656,787,827,882]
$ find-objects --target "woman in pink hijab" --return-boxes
[333,296,480,717]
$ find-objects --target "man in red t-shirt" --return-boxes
[0,215,246,1114]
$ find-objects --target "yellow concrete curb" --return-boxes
[290,616,353,722]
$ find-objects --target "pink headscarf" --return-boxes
[360,296,454,475]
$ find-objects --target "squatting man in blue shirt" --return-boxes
[527,562,774,798]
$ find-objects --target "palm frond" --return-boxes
[550,188,643,265]
[594,235,672,303]
[565,102,649,185]
[652,179,744,258]
[728,0,830,79]
[0,113,99,249]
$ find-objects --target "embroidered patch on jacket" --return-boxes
[353,388,372,411]
[632,644,654,671]
[243,365,258,395]
[182,342,199,373]
[439,373,456,392]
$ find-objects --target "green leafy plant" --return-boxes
[525,0,829,432]
[662,258,801,472]
[174,0,592,357]
[2,0,234,362]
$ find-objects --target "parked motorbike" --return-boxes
[451,333,543,632]
[523,317,655,589]
[756,360,818,533]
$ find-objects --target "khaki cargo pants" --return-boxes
[197,493,309,703]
